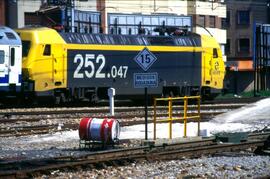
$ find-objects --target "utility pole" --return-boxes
[70,0,75,32]
[65,0,75,32]
[267,0,270,24]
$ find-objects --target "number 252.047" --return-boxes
[73,54,128,79]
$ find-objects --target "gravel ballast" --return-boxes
[0,131,269,178]
[40,155,270,178]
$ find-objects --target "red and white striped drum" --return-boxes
[79,117,120,144]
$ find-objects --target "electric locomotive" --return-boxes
[16,27,225,103]
[0,26,22,99]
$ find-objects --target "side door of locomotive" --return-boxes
[51,44,65,87]
[203,49,212,86]
[8,45,21,86]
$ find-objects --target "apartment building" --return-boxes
[5,0,226,54]
[224,0,270,93]
[226,0,269,65]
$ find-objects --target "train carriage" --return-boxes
[16,27,225,103]
[0,26,22,99]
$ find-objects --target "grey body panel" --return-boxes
[67,49,201,95]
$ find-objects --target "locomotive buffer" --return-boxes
[133,47,158,140]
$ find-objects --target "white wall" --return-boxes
[17,0,42,28]
[194,1,226,18]
[75,0,97,11]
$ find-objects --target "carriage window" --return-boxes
[11,48,15,66]
[5,32,16,40]
[213,48,218,58]
[43,44,51,56]
[22,40,31,57]
[0,50,4,64]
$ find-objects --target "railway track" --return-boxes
[0,103,245,117]
[0,132,268,178]
[0,103,247,137]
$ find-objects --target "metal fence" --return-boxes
[254,23,270,93]
[153,96,201,140]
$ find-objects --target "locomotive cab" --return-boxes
[200,34,225,99]
[16,27,67,103]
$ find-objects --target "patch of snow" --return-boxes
[212,98,270,123]
[120,97,270,139]
[27,130,78,143]
[19,98,270,142]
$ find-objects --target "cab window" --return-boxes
[22,41,31,57]
[43,44,51,56]
[0,50,4,64]
[213,48,218,58]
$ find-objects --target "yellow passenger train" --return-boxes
[16,27,225,103]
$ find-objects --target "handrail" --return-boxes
[153,95,201,140]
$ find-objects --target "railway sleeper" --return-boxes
[254,135,270,155]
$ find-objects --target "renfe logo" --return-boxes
[134,47,157,71]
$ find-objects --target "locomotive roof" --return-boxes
[59,32,201,47]
[0,26,21,45]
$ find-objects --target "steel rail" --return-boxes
[0,133,268,178]
[0,113,219,137]
[0,103,245,116]
[0,110,222,123]
[0,102,253,137]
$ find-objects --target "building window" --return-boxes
[238,38,250,53]
[237,10,250,25]
[209,16,216,28]
[198,15,205,27]
[108,14,192,35]
[73,10,101,33]
[221,18,226,29]
[222,11,230,29]
[25,12,41,26]
[226,11,231,26]
[225,39,231,55]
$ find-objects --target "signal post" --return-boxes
[133,48,158,140]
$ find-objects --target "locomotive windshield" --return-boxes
[22,40,31,57]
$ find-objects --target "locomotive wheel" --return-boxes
[54,96,61,105]
[54,93,66,105]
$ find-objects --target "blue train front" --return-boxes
[0,26,22,99]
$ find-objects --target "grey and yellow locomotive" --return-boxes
[16,27,225,103]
